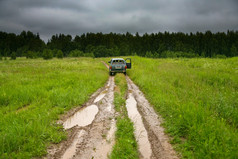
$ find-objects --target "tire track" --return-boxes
[47,61,179,159]
[126,76,179,159]
[47,76,116,159]
[103,61,178,158]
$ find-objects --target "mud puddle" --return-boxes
[126,93,152,159]
[63,105,99,129]
[126,76,179,159]
[47,77,116,159]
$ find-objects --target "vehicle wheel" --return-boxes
[124,72,127,75]
[109,72,112,76]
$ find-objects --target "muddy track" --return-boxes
[46,62,179,159]
[47,76,116,159]
[126,76,178,159]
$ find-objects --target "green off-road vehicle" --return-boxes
[108,58,131,76]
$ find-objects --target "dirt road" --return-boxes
[46,62,178,159]
[47,76,116,159]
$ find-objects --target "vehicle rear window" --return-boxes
[112,60,125,64]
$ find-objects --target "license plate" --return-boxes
[115,66,122,69]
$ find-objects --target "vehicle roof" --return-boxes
[111,58,125,61]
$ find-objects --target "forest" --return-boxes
[0,30,238,59]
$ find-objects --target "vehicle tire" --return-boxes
[124,72,127,75]
[109,72,112,76]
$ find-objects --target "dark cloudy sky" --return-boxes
[0,0,238,41]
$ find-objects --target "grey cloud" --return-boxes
[0,0,237,41]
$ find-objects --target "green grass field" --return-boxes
[127,56,238,158]
[1,57,238,158]
[0,58,108,158]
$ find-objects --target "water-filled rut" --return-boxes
[126,93,152,158]
[126,76,178,159]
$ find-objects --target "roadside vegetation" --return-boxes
[0,57,108,158]
[110,74,139,159]
[127,56,238,158]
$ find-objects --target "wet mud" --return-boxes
[61,130,86,159]
[47,76,116,159]
[63,105,98,129]
[126,76,179,159]
[126,93,152,158]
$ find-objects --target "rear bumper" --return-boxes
[110,69,126,73]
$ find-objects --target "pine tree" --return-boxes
[42,49,53,60]
[10,52,16,60]
[230,44,237,57]
[57,50,64,58]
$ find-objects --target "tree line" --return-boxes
[0,30,238,59]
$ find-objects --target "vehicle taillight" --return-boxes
[125,65,127,69]
[110,66,112,69]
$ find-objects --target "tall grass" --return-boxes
[0,58,108,158]
[127,56,238,158]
